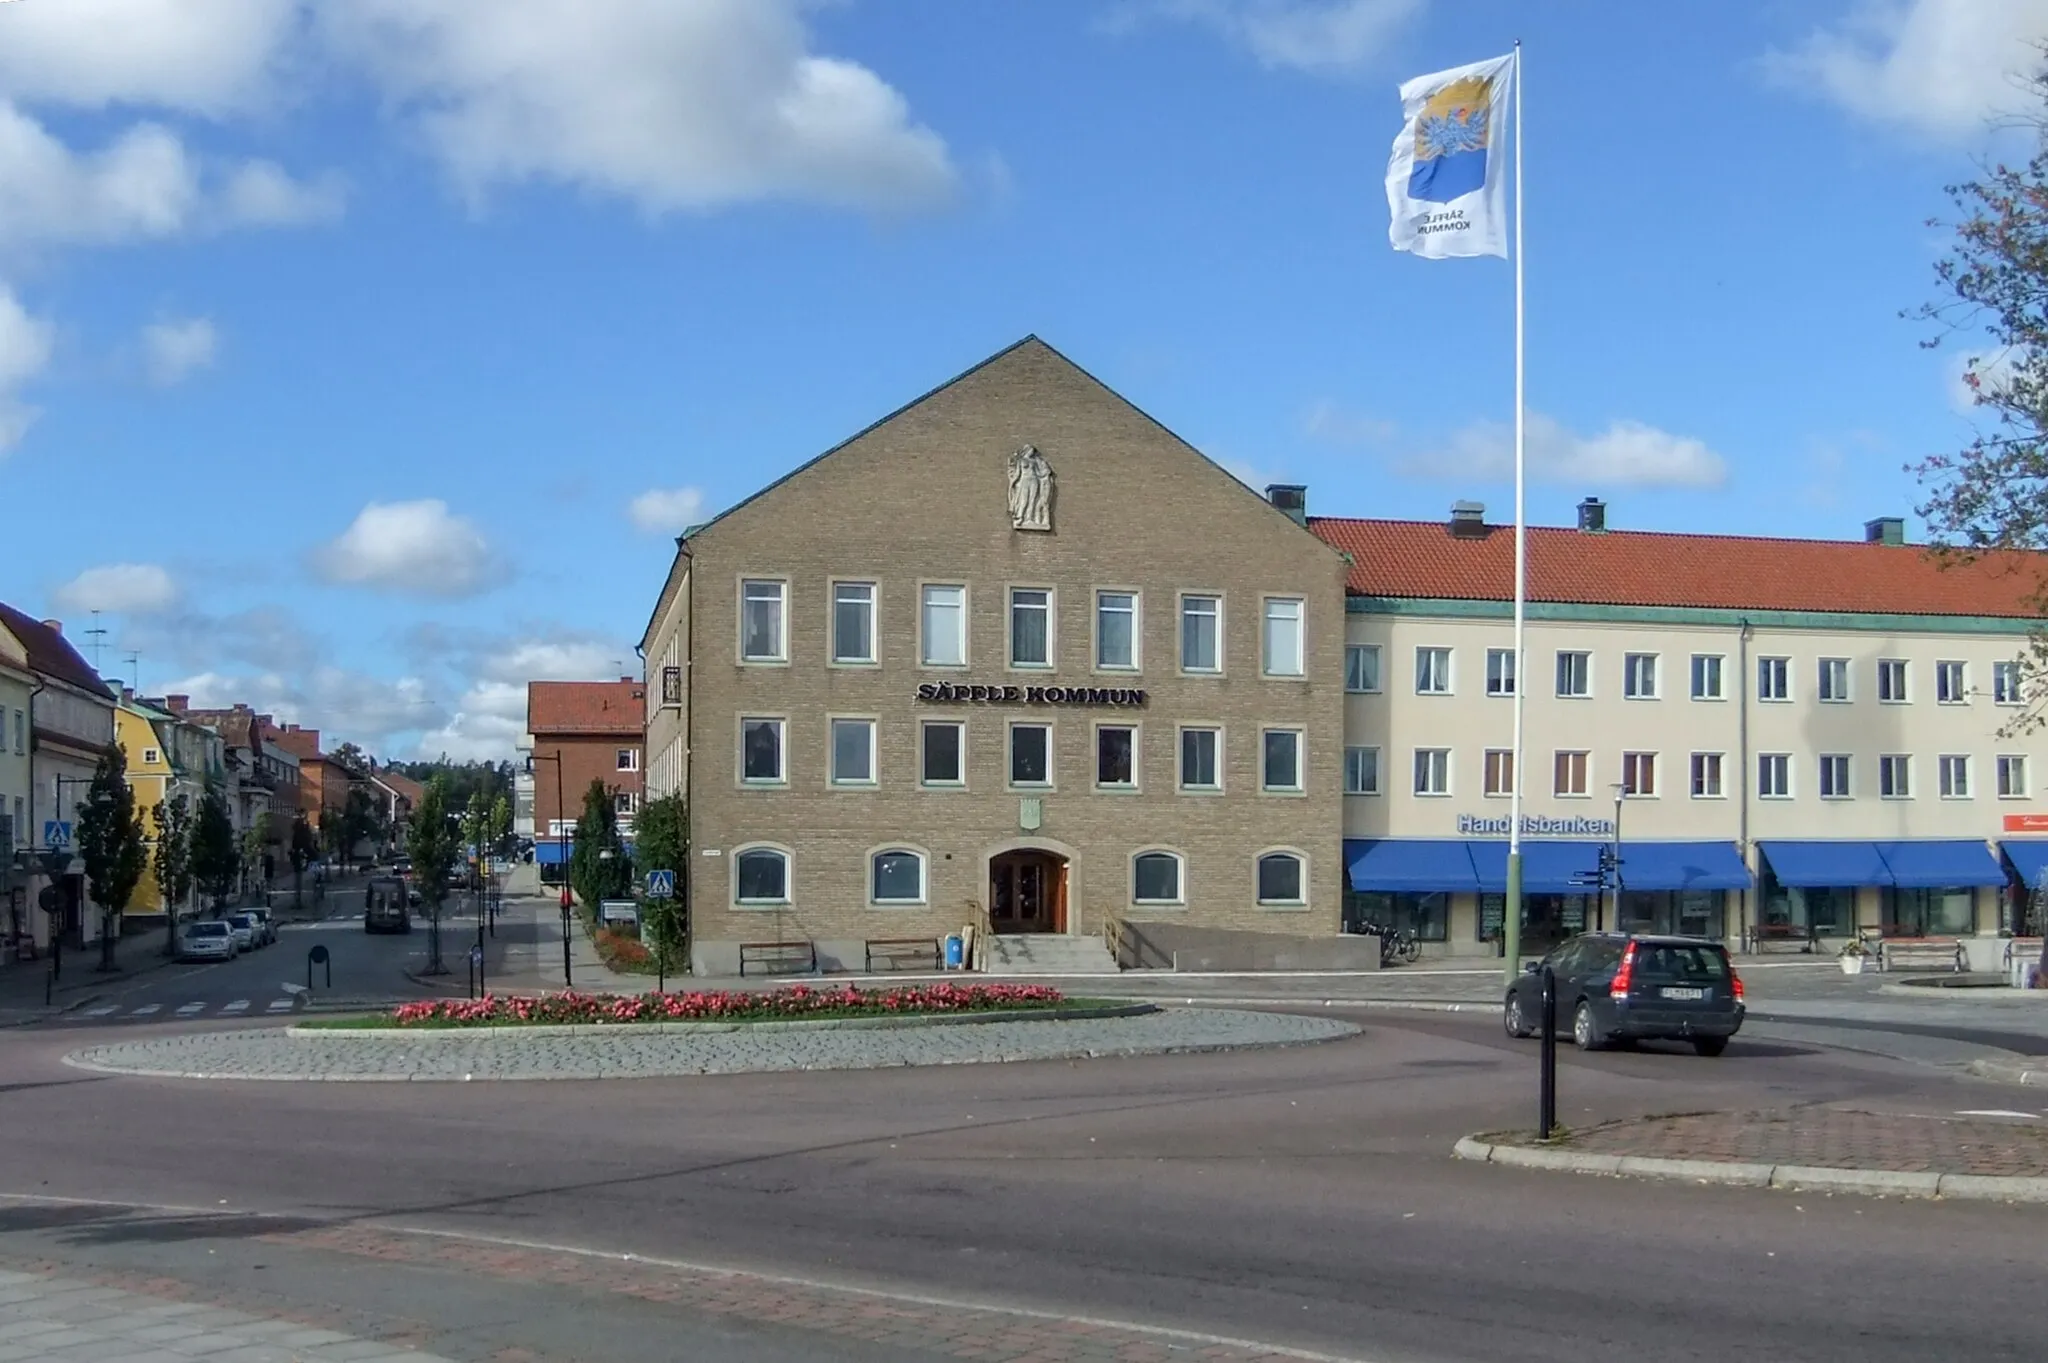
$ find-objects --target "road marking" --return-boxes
[1956,1109,2039,1119]
[81,1006,117,1018]
[130,1004,161,1016]
[264,1000,294,1013]
[220,1000,249,1014]
[174,1002,204,1016]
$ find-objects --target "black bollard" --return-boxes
[1538,964,1558,1141]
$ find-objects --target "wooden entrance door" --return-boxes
[990,852,1066,934]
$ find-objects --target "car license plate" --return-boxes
[1661,986,1707,1001]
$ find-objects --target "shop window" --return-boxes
[1345,889,1448,942]
[1882,886,1973,937]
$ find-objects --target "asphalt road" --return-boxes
[1,1003,2042,1362]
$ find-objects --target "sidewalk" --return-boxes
[0,932,180,1023]
[407,865,619,996]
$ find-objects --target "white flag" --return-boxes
[1386,53,1514,259]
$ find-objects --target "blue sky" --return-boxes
[1,0,2041,760]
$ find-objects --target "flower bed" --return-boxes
[365,983,1069,1029]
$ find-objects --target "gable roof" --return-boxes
[374,769,426,805]
[1307,517,2045,618]
[528,680,645,736]
[0,603,112,697]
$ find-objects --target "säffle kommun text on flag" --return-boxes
[1386,53,1514,259]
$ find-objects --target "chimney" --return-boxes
[620,675,634,683]
[1577,497,1607,533]
[1448,500,1488,538]
[41,619,61,635]
[165,694,189,713]
[1864,516,1906,546]
[1264,484,1308,527]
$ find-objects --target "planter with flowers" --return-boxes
[1838,939,1870,975]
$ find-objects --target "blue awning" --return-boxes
[1874,839,2006,889]
[1758,841,1892,888]
[2001,840,2048,890]
[534,841,569,865]
[1468,841,1605,895]
[1616,841,1753,892]
[1345,839,1478,894]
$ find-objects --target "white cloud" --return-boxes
[0,0,303,116]
[407,629,631,760]
[1401,412,1729,489]
[318,0,957,214]
[1764,0,2048,139]
[627,485,706,534]
[1303,399,1396,447]
[1106,0,1423,74]
[51,563,181,615]
[219,159,346,226]
[141,316,217,387]
[1948,345,2026,411]
[311,499,504,598]
[160,667,444,756]
[0,286,52,453]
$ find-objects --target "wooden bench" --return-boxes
[864,937,941,973]
[1877,937,1966,973]
[738,940,816,978]
[1745,921,1818,954]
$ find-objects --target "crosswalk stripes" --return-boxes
[77,996,309,1025]
[264,999,293,1013]
[131,1004,161,1016]
[220,1000,250,1014]
[174,1002,205,1016]
[81,1005,117,1017]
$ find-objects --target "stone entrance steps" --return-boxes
[984,932,1121,975]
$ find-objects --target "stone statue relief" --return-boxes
[1007,444,1054,532]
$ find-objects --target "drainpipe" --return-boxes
[1737,618,1753,952]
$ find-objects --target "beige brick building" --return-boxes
[642,337,1354,974]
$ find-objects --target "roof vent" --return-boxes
[1265,483,1307,527]
[1448,501,1488,538]
[1864,516,1905,546]
[1577,497,1607,533]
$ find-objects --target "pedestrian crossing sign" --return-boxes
[646,869,675,899]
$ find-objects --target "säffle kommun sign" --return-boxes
[916,682,1147,707]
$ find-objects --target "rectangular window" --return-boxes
[1415,647,1452,695]
[921,585,966,666]
[1690,654,1724,701]
[1180,727,1220,790]
[1096,591,1137,669]
[1757,656,1789,701]
[1009,723,1050,786]
[1485,648,1516,697]
[1939,754,1970,798]
[741,718,784,783]
[830,718,876,785]
[1758,753,1791,799]
[1877,658,1907,703]
[921,721,964,786]
[1555,651,1590,698]
[1880,754,1911,799]
[1817,657,1849,703]
[1097,725,1136,787]
[1620,752,1656,797]
[1995,660,2024,705]
[615,792,635,816]
[1623,653,1658,699]
[831,581,875,663]
[1009,588,1050,667]
[740,579,786,662]
[1483,749,1514,797]
[1413,747,1450,796]
[143,748,160,766]
[1344,745,1381,795]
[1553,750,1588,797]
[1936,660,1967,705]
[1344,643,1381,693]
[1262,598,1304,677]
[1262,729,1303,792]
[1181,595,1221,673]
[1818,754,1850,799]
[1999,754,2029,798]
[1690,752,1724,798]
[615,748,639,771]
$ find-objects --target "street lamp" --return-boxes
[530,750,571,988]
[1609,780,1627,934]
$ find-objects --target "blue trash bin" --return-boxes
[943,934,964,970]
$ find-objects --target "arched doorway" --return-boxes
[988,848,1068,934]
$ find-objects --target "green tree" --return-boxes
[635,792,688,985]
[151,792,195,956]
[77,746,148,972]
[406,775,461,975]
[569,778,631,910]
[488,794,512,857]
[340,784,382,870]
[190,787,240,913]
[288,812,318,910]
[461,789,489,888]
[330,741,370,775]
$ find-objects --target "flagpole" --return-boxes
[1502,39,1526,987]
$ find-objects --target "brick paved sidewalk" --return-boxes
[1537,1108,2048,1177]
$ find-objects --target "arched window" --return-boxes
[734,847,789,905]
[871,849,927,904]
[1257,852,1305,906]
[1132,851,1184,905]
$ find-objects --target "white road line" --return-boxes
[1956,1109,2039,1119]
[81,1006,117,1017]
[129,1004,162,1016]
[264,1000,293,1013]
[174,1002,204,1016]
[220,1000,249,1014]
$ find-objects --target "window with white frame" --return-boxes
[1995,660,2025,705]
[1097,725,1136,787]
[1415,646,1452,695]
[1555,650,1590,698]
[1413,747,1450,796]
[1483,749,1514,797]
[1179,727,1220,790]
[1818,754,1850,799]
[1999,754,2029,798]
[614,791,635,816]
[740,718,784,783]
[1690,654,1725,700]
[1262,729,1302,791]
[1936,660,1967,705]
[143,748,160,766]
[1345,643,1381,693]
[1691,752,1724,798]
[616,748,639,771]
[1758,753,1792,798]
[921,585,966,666]
[921,721,964,786]
[1817,658,1849,703]
[734,847,789,904]
[1623,653,1658,699]
[1877,658,1908,702]
[1133,852,1183,905]
[1620,752,1657,797]
[1008,588,1050,668]
[1010,723,1051,786]
[1553,750,1588,797]
[1757,656,1790,701]
[871,849,926,903]
[832,582,875,664]
[1256,852,1305,905]
[740,579,787,662]
[1485,648,1516,697]
[830,718,876,785]
[1939,754,1971,798]
[1262,597,1304,676]
[1880,754,1911,799]
[1345,745,1381,795]
[1096,591,1137,669]
[1181,595,1220,673]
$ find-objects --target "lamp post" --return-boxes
[1610,781,1627,934]
[531,751,570,988]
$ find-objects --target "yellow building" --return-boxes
[115,693,220,923]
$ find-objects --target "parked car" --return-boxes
[1503,933,1745,1057]
[176,920,237,963]
[392,856,412,875]
[364,877,412,934]
[227,913,260,952]
[244,907,278,946]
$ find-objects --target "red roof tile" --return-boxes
[376,770,426,805]
[528,681,645,736]
[1306,518,2047,618]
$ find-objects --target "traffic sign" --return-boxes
[42,820,72,850]
[645,869,675,899]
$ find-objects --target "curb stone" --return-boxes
[1967,1057,2048,1086]
[289,1002,1159,1039]
[1455,1134,2048,1202]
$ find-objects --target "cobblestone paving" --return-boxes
[61,1008,1358,1082]
[1543,1108,2048,1176]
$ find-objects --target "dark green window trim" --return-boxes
[1345,595,2040,637]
